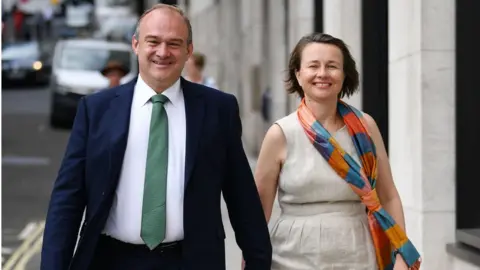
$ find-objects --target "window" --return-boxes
[361,0,389,152]
[59,46,131,72]
[451,0,480,264]
[314,0,323,33]
[2,42,39,59]
[160,0,178,5]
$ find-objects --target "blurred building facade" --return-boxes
[169,0,480,269]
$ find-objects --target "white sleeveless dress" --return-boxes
[270,112,378,270]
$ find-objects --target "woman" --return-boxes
[254,33,421,270]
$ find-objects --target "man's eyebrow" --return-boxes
[168,38,185,43]
[144,35,158,40]
[143,35,185,43]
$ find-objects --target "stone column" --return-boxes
[268,0,288,124]
[287,0,314,113]
[237,0,265,154]
[323,0,362,109]
[388,0,456,269]
[187,0,220,85]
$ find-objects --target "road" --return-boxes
[2,85,69,270]
[1,86,279,270]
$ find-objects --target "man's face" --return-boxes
[132,8,193,90]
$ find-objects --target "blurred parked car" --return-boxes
[2,41,52,85]
[49,38,137,128]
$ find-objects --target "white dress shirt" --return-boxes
[103,76,186,244]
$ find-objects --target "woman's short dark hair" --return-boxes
[285,33,359,99]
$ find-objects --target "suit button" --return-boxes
[102,192,105,196]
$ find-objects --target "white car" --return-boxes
[49,38,137,128]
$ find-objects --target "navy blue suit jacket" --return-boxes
[41,77,272,270]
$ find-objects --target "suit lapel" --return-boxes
[105,77,204,192]
[182,77,205,187]
[106,78,136,195]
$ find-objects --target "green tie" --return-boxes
[141,94,169,249]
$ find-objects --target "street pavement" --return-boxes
[2,85,68,270]
[2,85,280,270]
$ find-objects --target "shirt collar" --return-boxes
[133,75,182,108]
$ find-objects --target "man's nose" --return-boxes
[156,43,169,57]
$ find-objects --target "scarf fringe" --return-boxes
[410,259,422,270]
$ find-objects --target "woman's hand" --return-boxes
[393,254,409,270]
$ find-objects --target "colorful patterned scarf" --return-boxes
[297,98,421,270]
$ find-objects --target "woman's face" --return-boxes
[295,43,345,101]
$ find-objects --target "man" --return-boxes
[41,4,271,270]
[184,51,218,89]
[101,60,129,87]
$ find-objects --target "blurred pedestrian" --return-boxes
[254,33,421,270]
[11,4,25,40]
[101,60,128,87]
[41,5,54,38]
[184,52,218,89]
[261,87,272,123]
[41,3,271,270]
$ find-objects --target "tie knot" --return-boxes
[151,94,169,104]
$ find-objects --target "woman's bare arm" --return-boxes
[254,124,286,222]
[364,114,406,231]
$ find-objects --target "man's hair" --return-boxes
[134,4,193,44]
[191,52,206,70]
